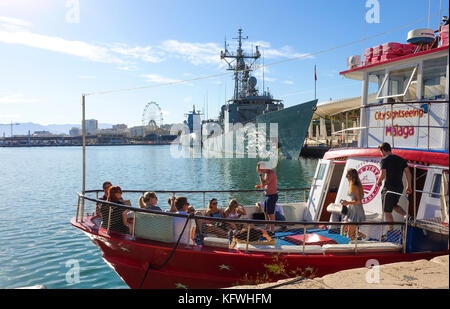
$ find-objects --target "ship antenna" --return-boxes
[263,50,265,96]
[427,0,431,28]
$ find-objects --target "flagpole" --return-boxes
[314,65,317,100]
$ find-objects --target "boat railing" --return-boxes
[412,164,449,229]
[75,190,411,255]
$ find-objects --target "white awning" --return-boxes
[313,93,377,118]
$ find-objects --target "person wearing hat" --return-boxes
[257,161,278,235]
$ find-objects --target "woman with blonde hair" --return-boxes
[139,191,162,211]
[341,168,366,240]
[224,199,247,230]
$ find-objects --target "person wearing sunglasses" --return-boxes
[138,191,162,211]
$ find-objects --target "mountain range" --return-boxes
[0,122,114,137]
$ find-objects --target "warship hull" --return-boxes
[199,99,317,159]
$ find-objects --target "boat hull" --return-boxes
[72,217,446,289]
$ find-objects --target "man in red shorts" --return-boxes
[257,162,278,235]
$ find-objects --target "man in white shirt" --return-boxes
[173,196,191,244]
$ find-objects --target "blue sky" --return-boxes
[0,0,448,129]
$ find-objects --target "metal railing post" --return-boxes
[187,217,192,246]
[246,224,251,253]
[132,212,136,240]
[76,195,81,222]
[107,206,112,234]
[302,225,306,254]
[413,166,417,225]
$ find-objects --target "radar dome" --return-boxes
[407,29,435,45]
[248,76,257,88]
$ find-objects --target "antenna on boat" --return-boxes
[427,0,431,28]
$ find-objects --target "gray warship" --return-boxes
[181,29,317,159]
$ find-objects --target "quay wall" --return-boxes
[228,255,449,289]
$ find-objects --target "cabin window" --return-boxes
[430,174,442,199]
[422,56,447,100]
[368,70,385,104]
[376,66,418,101]
[316,163,327,180]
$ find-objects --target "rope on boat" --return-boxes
[138,213,195,289]
[263,276,306,289]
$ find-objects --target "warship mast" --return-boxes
[220,29,261,102]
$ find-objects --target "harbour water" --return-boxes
[0,145,318,289]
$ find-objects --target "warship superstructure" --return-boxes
[182,29,317,159]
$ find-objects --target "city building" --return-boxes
[112,124,128,130]
[69,127,81,136]
[32,130,53,137]
[129,126,145,137]
[84,119,98,135]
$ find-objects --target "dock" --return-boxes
[228,255,449,289]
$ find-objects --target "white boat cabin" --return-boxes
[305,37,449,231]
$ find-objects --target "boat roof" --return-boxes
[323,147,449,167]
[340,45,449,81]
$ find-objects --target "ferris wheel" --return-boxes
[142,101,163,129]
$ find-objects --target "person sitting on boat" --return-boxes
[341,168,366,241]
[224,199,247,231]
[172,196,192,244]
[256,161,278,235]
[100,185,130,235]
[255,202,286,221]
[95,181,112,218]
[376,142,412,231]
[138,191,162,211]
[198,198,228,238]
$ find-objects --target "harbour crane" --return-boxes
[0,122,20,137]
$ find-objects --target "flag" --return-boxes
[314,65,317,100]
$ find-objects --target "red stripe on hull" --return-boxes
[72,218,447,289]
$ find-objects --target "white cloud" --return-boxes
[141,74,181,84]
[0,93,41,104]
[0,15,312,74]
[110,44,165,63]
[0,113,19,118]
[159,40,221,66]
[252,67,276,83]
[283,80,294,85]
[0,16,122,64]
[0,16,31,28]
